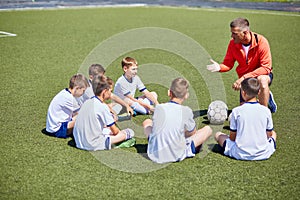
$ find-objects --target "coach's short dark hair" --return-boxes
[230,18,250,31]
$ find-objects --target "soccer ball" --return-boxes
[207,100,228,125]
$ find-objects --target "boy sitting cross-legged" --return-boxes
[143,77,212,163]
[46,74,88,138]
[73,75,134,151]
[114,57,159,115]
[215,77,277,160]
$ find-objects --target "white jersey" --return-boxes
[114,74,146,99]
[225,102,275,160]
[147,102,196,163]
[46,88,80,133]
[76,80,93,106]
[73,96,115,151]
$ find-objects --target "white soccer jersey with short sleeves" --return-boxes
[114,75,146,99]
[226,102,275,160]
[73,96,115,151]
[147,102,196,163]
[46,89,80,133]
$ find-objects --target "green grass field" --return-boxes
[0,6,299,200]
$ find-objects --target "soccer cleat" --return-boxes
[115,138,136,148]
[268,91,277,113]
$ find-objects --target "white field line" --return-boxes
[0,31,17,37]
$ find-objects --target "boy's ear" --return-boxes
[100,89,107,97]
[241,89,247,98]
[167,89,172,97]
[184,92,189,100]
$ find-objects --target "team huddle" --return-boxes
[45,18,277,163]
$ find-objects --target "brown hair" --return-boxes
[89,64,105,77]
[170,77,189,99]
[241,77,260,98]
[69,73,89,89]
[92,75,111,96]
[121,57,137,69]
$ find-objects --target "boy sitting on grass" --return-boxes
[73,75,134,151]
[143,77,212,164]
[76,63,133,116]
[46,74,88,138]
[215,77,277,160]
[114,57,159,115]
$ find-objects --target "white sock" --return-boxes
[131,102,148,114]
[124,128,134,140]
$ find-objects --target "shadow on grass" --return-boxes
[134,144,150,160]
[67,139,77,148]
[193,109,207,119]
[41,128,77,148]
[41,128,55,137]
[209,143,224,155]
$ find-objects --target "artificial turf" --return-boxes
[0,6,299,200]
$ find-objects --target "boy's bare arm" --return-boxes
[267,130,274,138]
[229,131,236,141]
[110,93,134,115]
[185,128,196,138]
[109,124,120,136]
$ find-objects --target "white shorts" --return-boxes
[224,138,276,160]
[183,139,196,160]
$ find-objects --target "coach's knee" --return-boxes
[257,75,270,89]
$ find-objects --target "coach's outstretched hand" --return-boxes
[207,59,220,72]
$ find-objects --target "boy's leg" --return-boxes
[131,102,148,115]
[143,119,153,138]
[123,97,148,115]
[215,132,229,147]
[139,91,158,105]
[67,115,77,135]
[189,126,212,147]
[110,128,134,144]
